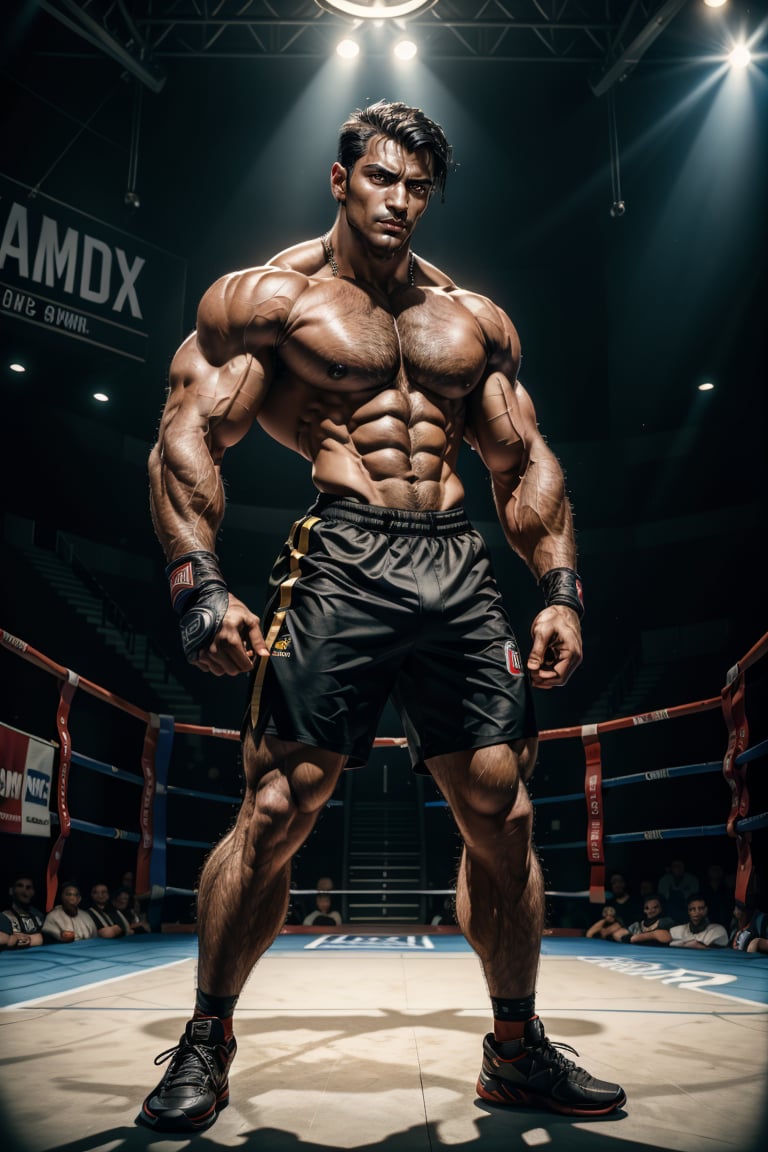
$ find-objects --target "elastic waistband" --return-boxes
[309,494,473,537]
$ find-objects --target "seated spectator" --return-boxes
[620,895,675,945]
[303,893,342,926]
[637,878,656,902]
[700,862,734,929]
[85,882,127,938]
[0,876,45,949]
[316,876,335,893]
[729,900,768,951]
[605,872,642,926]
[657,858,700,925]
[112,886,151,934]
[585,905,626,940]
[42,883,97,942]
[646,895,728,949]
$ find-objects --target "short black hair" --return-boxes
[338,99,453,200]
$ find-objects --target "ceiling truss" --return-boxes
[32,0,692,94]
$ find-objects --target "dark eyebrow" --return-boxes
[362,163,434,188]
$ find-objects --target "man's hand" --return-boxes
[189,593,270,676]
[527,605,583,688]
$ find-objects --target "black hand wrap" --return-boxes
[539,567,584,619]
[165,551,229,660]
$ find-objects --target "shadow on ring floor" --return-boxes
[1,934,767,1152]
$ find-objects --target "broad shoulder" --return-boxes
[413,253,456,289]
[268,237,329,277]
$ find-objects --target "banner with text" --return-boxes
[0,722,55,837]
[0,173,186,362]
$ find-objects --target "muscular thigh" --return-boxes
[427,739,539,832]
[242,734,345,815]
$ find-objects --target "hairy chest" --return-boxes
[277,280,489,397]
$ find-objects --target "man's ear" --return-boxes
[330,161,347,203]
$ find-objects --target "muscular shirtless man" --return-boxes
[138,100,626,1131]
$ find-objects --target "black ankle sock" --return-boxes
[491,995,536,1022]
[195,990,239,1019]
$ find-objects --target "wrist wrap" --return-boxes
[165,551,229,660]
[539,567,584,619]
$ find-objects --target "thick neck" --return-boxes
[324,221,415,292]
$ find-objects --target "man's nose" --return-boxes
[386,183,408,212]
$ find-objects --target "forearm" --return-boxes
[149,424,226,562]
[492,444,576,580]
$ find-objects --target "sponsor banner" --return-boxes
[0,722,55,837]
[0,172,185,362]
[305,934,435,951]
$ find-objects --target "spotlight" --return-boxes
[336,38,360,58]
[9,362,26,373]
[728,44,751,68]
[610,200,626,218]
[93,392,110,403]
[394,39,418,60]
[698,381,715,391]
[703,1,728,9]
[317,1,437,19]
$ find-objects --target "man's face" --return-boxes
[332,135,434,260]
[643,899,662,920]
[91,884,109,906]
[688,899,708,927]
[61,887,81,915]
[12,879,35,907]
[609,875,626,895]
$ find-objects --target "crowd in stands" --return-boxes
[3,856,768,952]
[582,858,768,952]
[1,871,154,949]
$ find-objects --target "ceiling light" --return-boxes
[9,362,26,373]
[728,44,751,68]
[703,1,728,9]
[93,392,110,403]
[698,382,715,391]
[336,38,360,58]
[393,39,418,60]
[317,1,437,20]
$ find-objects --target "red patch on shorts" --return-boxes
[505,641,523,676]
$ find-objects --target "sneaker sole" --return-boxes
[477,1072,626,1117]
[136,1088,229,1132]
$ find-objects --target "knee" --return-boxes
[244,740,343,821]
[453,748,535,839]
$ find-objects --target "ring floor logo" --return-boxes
[579,955,737,993]
[305,934,436,951]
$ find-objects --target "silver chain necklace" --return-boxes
[322,233,415,287]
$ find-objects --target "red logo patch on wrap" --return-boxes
[169,560,194,608]
[505,640,523,676]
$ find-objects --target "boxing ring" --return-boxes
[1,625,767,1152]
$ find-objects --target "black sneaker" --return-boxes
[137,1016,237,1132]
[477,1016,626,1116]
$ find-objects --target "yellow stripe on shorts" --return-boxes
[249,515,320,731]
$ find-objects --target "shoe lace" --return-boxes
[527,1033,595,1084]
[153,1039,216,1089]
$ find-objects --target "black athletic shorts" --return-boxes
[245,494,537,770]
